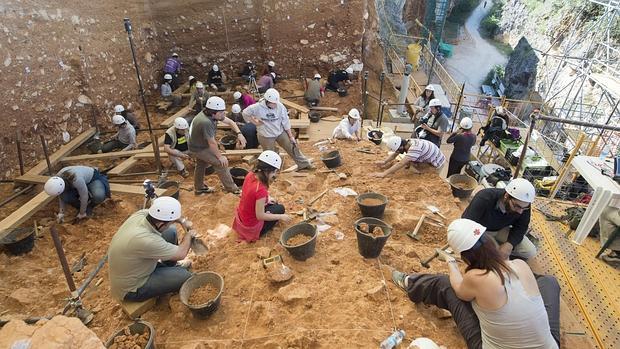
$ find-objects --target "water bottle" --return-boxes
[600,145,610,160]
[380,330,406,349]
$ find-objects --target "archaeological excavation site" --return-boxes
[0,0,619,348]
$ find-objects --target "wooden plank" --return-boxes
[27,128,97,176]
[107,156,139,176]
[61,148,162,163]
[172,82,189,96]
[14,174,164,195]
[133,148,271,160]
[559,297,595,348]
[121,298,156,319]
[0,191,54,240]
[310,106,339,112]
[218,119,310,130]
[160,106,191,127]
[281,98,310,114]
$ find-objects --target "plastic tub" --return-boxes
[448,174,478,198]
[0,227,36,255]
[356,192,388,219]
[105,320,155,349]
[309,111,321,123]
[158,181,180,200]
[321,150,342,169]
[219,135,237,150]
[280,223,317,261]
[180,271,224,319]
[354,217,392,258]
[367,130,384,145]
[229,167,249,187]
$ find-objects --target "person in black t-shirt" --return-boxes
[326,67,353,91]
[164,117,191,177]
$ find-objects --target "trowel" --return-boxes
[178,218,208,256]
[426,205,447,220]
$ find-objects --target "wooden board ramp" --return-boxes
[14,174,165,196]
[160,106,191,128]
[0,191,55,241]
[26,128,97,176]
[281,98,310,114]
[60,148,162,163]
[106,135,165,176]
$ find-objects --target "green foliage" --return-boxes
[483,65,505,85]
[479,1,504,39]
[447,0,482,25]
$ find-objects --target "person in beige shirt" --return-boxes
[107,197,195,302]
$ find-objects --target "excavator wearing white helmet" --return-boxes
[257,150,282,170]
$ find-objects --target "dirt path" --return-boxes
[445,0,508,94]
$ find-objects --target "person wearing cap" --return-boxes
[304,73,324,107]
[233,151,292,242]
[207,64,225,90]
[188,96,247,195]
[189,81,210,116]
[446,117,477,177]
[266,60,278,85]
[412,85,436,121]
[239,60,256,81]
[164,117,191,178]
[229,104,259,149]
[107,196,196,302]
[326,67,354,92]
[113,104,140,130]
[188,75,197,95]
[414,98,449,147]
[462,178,537,260]
[161,74,182,107]
[44,166,110,223]
[332,108,362,141]
[233,90,256,110]
[372,136,445,178]
[163,53,182,90]
[257,67,274,93]
[242,88,314,171]
[102,114,137,153]
[391,218,560,349]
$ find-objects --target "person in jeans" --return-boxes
[233,151,292,242]
[102,115,137,153]
[392,219,560,349]
[164,117,191,178]
[598,206,620,264]
[108,197,194,302]
[446,117,477,177]
[414,98,449,148]
[372,136,445,178]
[44,166,110,222]
[188,96,247,195]
[304,73,324,106]
[462,178,537,260]
[242,88,314,171]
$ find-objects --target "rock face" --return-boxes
[503,37,538,100]
[0,315,105,349]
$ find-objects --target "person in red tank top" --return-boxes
[233,151,292,242]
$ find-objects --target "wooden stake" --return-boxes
[308,189,329,207]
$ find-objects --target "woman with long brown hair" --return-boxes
[233,150,292,242]
[391,219,560,349]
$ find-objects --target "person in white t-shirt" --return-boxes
[331,108,362,141]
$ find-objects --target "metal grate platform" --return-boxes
[531,198,620,349]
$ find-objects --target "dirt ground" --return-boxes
[0,76,468,348]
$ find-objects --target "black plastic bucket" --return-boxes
[448,174,477,198]
[367,130,384,145]
[354,217,392,258]
[337,88,348,97]
[280,223,317,261]
[309,112,321,123]
[219,135,237,150]
[105,320,155,349]
[321,150,342,169]
[230,167,249,187]
[356,192,388,219]
[0,227,35,255]
[180,271,224,319]
[158,181,180,200]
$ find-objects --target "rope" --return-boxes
[377,258,398,329]
[239,264,260,348]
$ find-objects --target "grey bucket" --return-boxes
[280,223,317,261]
[356,192,388,219]
[105,320,155,349]
[180,271,224,319]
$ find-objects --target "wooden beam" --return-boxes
[133,148,275,160]
[218,119,310,130]
[310,106,339,112]
[281,98,310,114]
[172,82,189,96]
[107,157,139,176]
[160,106,191,128]
[0,191,55,240]
[61,148,162,163]
[26,128,97,176]
[13,174,164,196]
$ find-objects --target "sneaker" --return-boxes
[601,251,620,264]
[180,169,190,178]
[194,187,216,195]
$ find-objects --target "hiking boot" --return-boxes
[194,187,216,195]
[601,251,620,265]
[180,169,190,178]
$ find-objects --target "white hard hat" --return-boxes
[495,106,506,115]
[212,64,219,72]
[386,136,402,152]
[270,72,276,78]
[44,176,65,196]
[447,219,487,254]
[424,85,435,91]
[114,104,125,113]
[196,81,204,89]
[429,98,442,107]
[174,117,189,130]
[233,91,242,100]
[246,59,252,64]
[188,75,195,81]
[171,52,179,57]
[231,104,242,113]
[348,108,361,119]
[258,150,282,170]
[459,117,473,130]
[314,73,321,79]
[345,67,354,74]
[164,73,173,80]
[505,178,536,203]
[206,96,226,111]
[268,60,275,67]
[409,337,440,349]
[264,88,280,103]
[148,196,182,221]
[112,115,126,125]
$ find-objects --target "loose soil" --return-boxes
[286,234,313,246]
[359,197,385,206]
[109,328,149,349]
[187,284,220,306]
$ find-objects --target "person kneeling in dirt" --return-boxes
[326,67,354,92]
[304,73,324,107]
[242,88,314,171]
[391,219,560,349]
[188,96,247,195]
[331,108,362,141]
[233,151,292,242]
[108,197,194,303]
[164,117,191,178]
[462,178,537,260]
[161,74,182,107]
[101,115,137,153]
[229,104,259,149]
[44,166,110,223]
[113,104,140,130]
[189,81,209,117]
[371,136,445,178]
